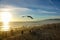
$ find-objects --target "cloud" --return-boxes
[0,0,58,11]
[0,5,57,16]
[41,11,56,14]
[0,0,60,14]
[0,5,30,11]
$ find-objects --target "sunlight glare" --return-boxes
[1,9,12,31]
[1,12,12,23]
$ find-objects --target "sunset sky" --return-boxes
[0,0,60,21]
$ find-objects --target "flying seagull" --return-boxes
[22,16,34,19]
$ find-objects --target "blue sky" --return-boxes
[0,0,60,21]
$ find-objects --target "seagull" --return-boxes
[22,16,34,19]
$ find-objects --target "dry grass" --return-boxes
[0,23,60,40]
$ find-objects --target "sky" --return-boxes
[0,0,60,21]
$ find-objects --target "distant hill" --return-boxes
[9,19,60,27]
[41,19,60,21]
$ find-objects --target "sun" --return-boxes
[1,9,12,31]
[1,12,12,23]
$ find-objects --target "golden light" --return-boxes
[1,24,10,31]
[0,9,12,31]
[1,12,12,23]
